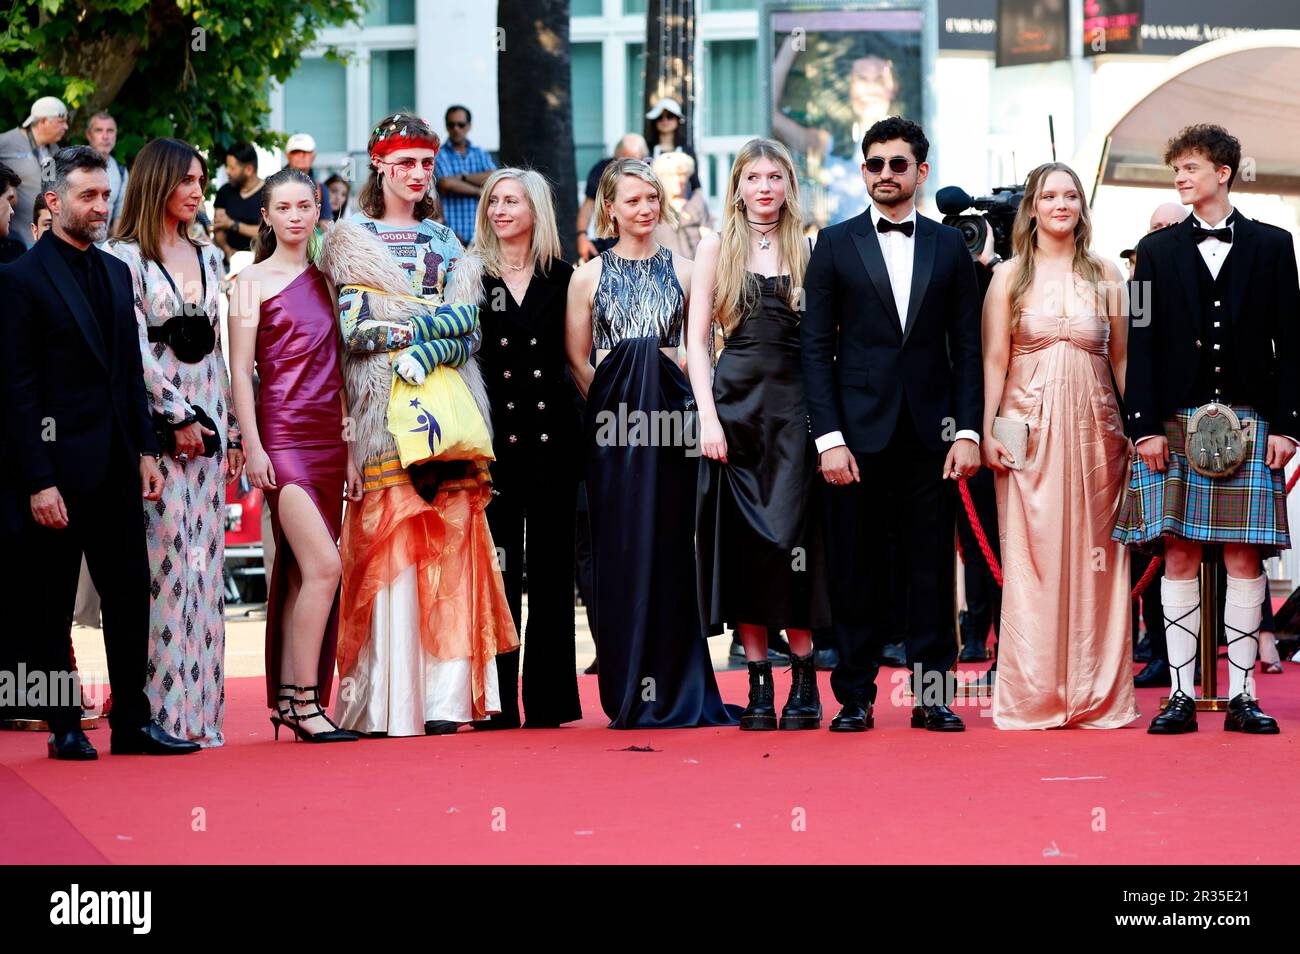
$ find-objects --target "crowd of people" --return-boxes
[0,86,1293,762]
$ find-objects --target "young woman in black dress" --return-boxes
[687,138,831,730]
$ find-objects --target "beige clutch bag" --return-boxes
[992,416,1029,470]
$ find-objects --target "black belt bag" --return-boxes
[153,405,221,458]
[146,313,216,363]
[147,247,215,363]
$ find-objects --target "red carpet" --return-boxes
[2,664,1296,864]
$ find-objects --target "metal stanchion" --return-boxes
[1160,551,1230,712]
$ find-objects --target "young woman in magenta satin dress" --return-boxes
[229,169,362,743]
[981,162,1138,730]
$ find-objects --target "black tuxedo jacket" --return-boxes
[800,209,983,455]
[1125,213,1300,440]
[0,231,158,496]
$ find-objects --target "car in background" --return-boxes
[224,473,266,605]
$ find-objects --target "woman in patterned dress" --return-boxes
[109,138,243,747]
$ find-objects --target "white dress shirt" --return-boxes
[815,202,980,454]
[1192,209,1233,280]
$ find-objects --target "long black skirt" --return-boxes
[586,337,738,729]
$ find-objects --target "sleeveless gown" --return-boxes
[697,273,830,631]
[587,247,738,728]
[255,264,348,708]
[992,304,1138,729]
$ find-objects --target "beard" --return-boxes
[870,181,913,207]
[62,208,109,245]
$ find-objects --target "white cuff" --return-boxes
[954,429,981,446]
[814,431,846,455]
[1134,435,1160,446]
[1280,434,1299,447]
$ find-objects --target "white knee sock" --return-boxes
[1224,573,1267,701]
[1161,576,1201,699]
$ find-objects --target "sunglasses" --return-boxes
[448,121,469,129]
[864,156,915,175]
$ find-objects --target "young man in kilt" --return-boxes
[1115,124,1299,735]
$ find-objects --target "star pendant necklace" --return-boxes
[748,218,779,250]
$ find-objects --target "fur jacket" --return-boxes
[317,219,492,469]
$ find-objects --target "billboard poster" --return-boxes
[769,5,924,227]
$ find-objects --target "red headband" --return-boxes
[372,133,439,159]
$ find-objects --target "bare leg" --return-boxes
[276,485,342,734]
[786,628,813,657]
[737,623,769,663]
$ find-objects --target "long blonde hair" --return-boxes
[594,158,678,238]
[471,168,562,277]
[713,138,806,335]
[1007,162,1106,325]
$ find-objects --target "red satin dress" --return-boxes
[255,264,348,707]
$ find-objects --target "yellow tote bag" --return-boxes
[387,367,495,467]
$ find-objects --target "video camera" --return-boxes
[936,185,1024,261]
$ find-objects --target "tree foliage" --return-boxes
[0,0,368,161]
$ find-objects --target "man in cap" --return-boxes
[283,132,333,225]
[0,96,68,248]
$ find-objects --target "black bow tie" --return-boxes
[876,217,914,238]
[1190,223,1232,244]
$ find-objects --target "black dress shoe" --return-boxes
[910,704,965,731]
[470,716,521,731]
[583,658,598,675]
[110,723,201,755]
[959,640,989,663]
[829,702,873,732]
[1133,634,1153,663]
[1147,690,1198,734]
[1133,658,1171,688]
[424,720,460,735]
[878,642,907,668]
[48,729,98,761]
[1224,694,1280,734]
[813,647,839,671]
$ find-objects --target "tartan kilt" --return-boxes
[1113,405,1290,552]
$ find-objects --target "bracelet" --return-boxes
[227,440,243,450]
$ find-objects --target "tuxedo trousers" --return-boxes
[825,406,958,706]
[21,441,152,735]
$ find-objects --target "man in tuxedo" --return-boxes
[0,146,200,759]
[1116,124,1298,734]
[801,117,982,732]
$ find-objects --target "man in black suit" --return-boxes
[0,146,200,759]
[801,117,983,732]
[1116,124,1299,735]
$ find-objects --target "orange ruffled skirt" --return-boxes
[338,458,519,726]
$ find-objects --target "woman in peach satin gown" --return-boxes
[981,162,1138,730]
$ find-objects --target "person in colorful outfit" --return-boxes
[108,138,244,747]
[319,112,517,738]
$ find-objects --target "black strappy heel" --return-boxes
[281,685,360,743]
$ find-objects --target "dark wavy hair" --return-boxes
[861,116,929,164]
[1164,124,1241,189]
[357,112,441,222]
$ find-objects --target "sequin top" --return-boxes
[591,245,685,349]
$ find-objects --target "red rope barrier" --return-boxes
[957,477,1003,588]
[959,461,1296,604]
[1129,554,1163,602]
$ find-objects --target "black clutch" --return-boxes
[152,405,221,458]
